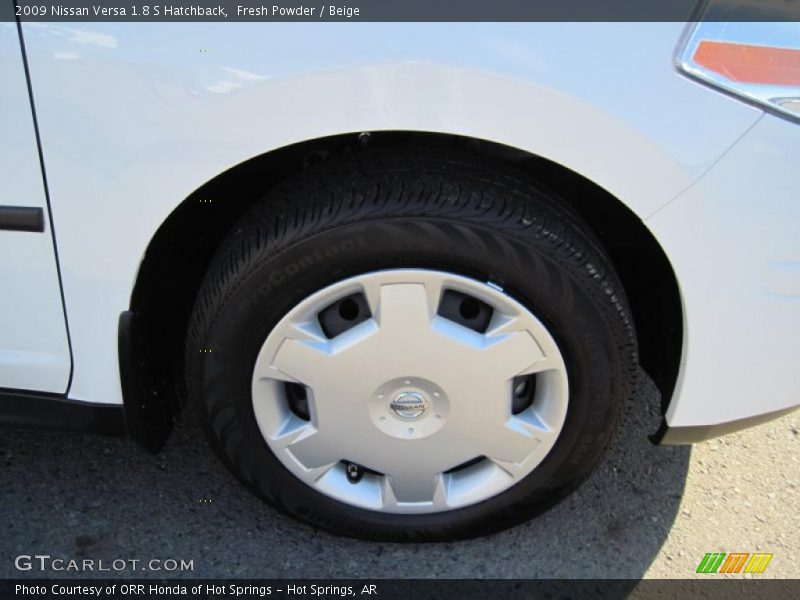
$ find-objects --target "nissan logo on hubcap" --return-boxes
[390,392,428,419]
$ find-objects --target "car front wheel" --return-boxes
[186,148,637,541]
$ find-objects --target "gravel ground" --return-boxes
[0,372,796,579]
[643,408,799,578]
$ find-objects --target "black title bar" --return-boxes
[4,0,800,22]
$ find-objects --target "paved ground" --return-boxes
[0,373,797,579]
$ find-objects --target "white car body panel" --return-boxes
[18,22,761,405]
[648,113,800,427]
[0,24,71,392]
[4,22,797,434]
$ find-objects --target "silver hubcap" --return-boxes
[251,269,569,514]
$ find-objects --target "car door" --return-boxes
[0,22,71,394]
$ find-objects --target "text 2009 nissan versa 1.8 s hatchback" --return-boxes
[1,17,799,540]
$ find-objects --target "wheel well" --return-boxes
[126,132,682,449]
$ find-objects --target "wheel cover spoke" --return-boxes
[282,426,341,470]
[252,269,569,514]
[385,467,442,504]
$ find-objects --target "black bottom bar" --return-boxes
[0,389,125,436]
[3,579,800,600]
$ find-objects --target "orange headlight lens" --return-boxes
[678,22,800,121]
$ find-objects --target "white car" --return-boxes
[1,18,798,540]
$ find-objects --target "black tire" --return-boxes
[186,147,637,541]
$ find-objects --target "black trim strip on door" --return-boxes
[0,205,44,232]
